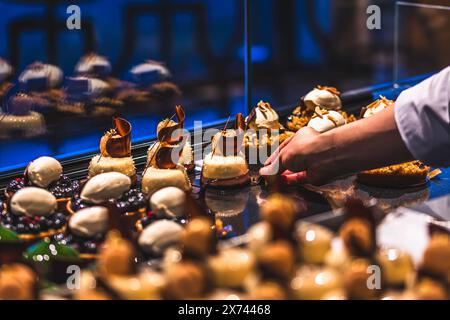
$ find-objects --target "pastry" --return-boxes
[88,117,136,179]
[0,263,37,300]
[142,106,192,195]
[68,172,147,219]
[97,231,136,277]
[0,93,46,139]
[357,98,430,188]
[1,187,68,241]
[146,105,194,171]
[208,248,255,288]
[260,193,299,233]
[244,101,294,164]
[117,60,181,108]
[295,222,333,264]
[202,113,250,188]
[163,261,207,299]
[5,155,80,208]
[18,62,64,111]
[376,247,414,288]
[138,219,184,257]
[246,221,273,256]
[257,240,295,281]
[0,58,13,101]
[343,258,381,299]
[307,107,347,133]
[181,217,215,259]
[287,86,356,132]
[58,76,123,117]
[290,265,341,300]
[420,232,450,279]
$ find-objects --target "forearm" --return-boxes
[314,107,414,177]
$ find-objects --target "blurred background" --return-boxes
[0,0,448,171]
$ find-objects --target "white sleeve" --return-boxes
[394,66,450,167]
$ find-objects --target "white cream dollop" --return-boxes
[69,206,109,237]
[27,156,63,188]
[304,87,342,111]
[131,61,170,81]
[246,101,281,130]
[150,187,186,218]
[19,63,63,89]
[10,187,57,216]
[81,172,131,204]
[363,97,393,118]
[0,59,12,83]
[307,109,346,133]
[138,220,183,255]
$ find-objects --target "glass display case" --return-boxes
[0,0,449,301]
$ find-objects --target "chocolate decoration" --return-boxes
[157,105,186,145]
[316,85,340,96]
[213,114,245,157]
[154,143,185,169]
[101,117,132,158]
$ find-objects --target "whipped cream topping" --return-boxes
[138,220,184,255]
[10,187,57,216]
[363,96,394,118]
[0,59,13,83]
[75,54,111,77]
[81,172,131,204]
[246,101,282,130]
[69,206,109,237]
[19,63,63,90]
[307,108,346,133]
[130,61,170,84]
[150,187,186,218]
[27,156,62,188]
[304,86,342,111]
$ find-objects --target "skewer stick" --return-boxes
[211,116,231,159]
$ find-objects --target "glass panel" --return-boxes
[394,1,450,86]
[0,0,246,171]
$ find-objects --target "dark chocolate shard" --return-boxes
[100,117,132,158]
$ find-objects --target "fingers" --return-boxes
[259,156,286,176]
[282,171,308,185]
[264,136,293,166]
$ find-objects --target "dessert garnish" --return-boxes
[19,62,63,92]
[138,219,184,257]
[150,187,186,218]
[303,85,342,111]
[361,96,394,118]
[75,53,112,78]
[99,117,132,158]
[307,106,346,133]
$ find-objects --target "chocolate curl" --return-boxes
[155,142,185,169]
[157,105,186,145]
[100,117,132,158]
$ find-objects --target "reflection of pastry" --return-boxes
[0,93,46,139]
[142,106,192,195]
[68,172,146,219]
[244,101,294,164]
[117,61,181,106]
[287,86,356,132]
[202,114,250,188]
[204,188,249,217]
[357,161,430,188]
[88,117,136,179]
[1,187,68,241]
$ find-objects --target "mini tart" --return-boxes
[0,210,68,243]
[0,111,46,139]
[286,106,356,132]
[201,152,250,188]
[357,161,430,188]
[4,175,80,211]
[88,155,136,179]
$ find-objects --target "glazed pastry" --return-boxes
[260,193,299,233]
[5,156,79,207]
[295,222,333,264]
[138,219,184,257]
[142,106,192,195]
[1,187,68,241]
[290,265,341,300]
[97,231,136,277]
[248,281,287,300]
[202,114,250,188]
[343,258,380,299]
[257,240,295,281]
[88,117,136,179]
[146,106,194,171]
[117,60,181,107]
[163,261,207,299]
[377,247,414,288]
[106,269,165,300]
[208,248,255,288]
[68,172,147,219]
[246,221,273,256]
[414,277,448,300]
[181,217,215,259]
[420,232,450,279]
[287,86,356,132]
[0,263,37,300]
[244,101,294,164]
[57,76,123,116]
[0,93,46,139]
